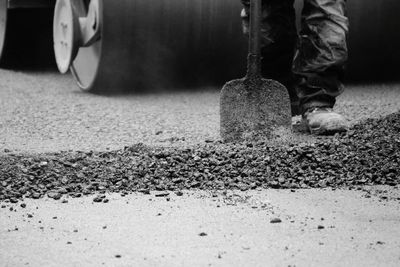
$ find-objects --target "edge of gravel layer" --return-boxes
[1,112,399,203]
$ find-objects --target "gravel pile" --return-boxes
[1,112,399,202]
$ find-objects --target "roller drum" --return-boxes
[71,0,247,93]
[0,0,6,62]
[346,0,400,81]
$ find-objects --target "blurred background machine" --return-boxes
[0,0,399,93]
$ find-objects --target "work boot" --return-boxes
[302,107,348,135]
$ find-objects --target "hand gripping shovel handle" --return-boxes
[247,0,262,80]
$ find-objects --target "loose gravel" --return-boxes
[1,111,399,203]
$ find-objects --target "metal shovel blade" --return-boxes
[220,0,291,142]
[220,77,292,142]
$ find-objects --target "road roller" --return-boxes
[1,0,248,93]
[0,0,399,93]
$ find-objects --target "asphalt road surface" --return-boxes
[1,189,400,267]
[1,69,399,153]
[1,69,400,266]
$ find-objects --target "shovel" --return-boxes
[220,0,292,142]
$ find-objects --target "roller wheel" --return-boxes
[0,0,8,65]
[62,0,103,92]
[56,0,247,94]
[0,4,54,69]
[58,0,146,93]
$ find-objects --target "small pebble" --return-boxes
[155,192,169,197]
[270,218,282,224]
[93,196,103,203]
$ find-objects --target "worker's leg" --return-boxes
[241,0,299,115]
[293,0,348,114]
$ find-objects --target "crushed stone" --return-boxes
[0,112,399,202]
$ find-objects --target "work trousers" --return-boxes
[241,0,349,115]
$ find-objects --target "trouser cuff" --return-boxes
[300,100,334,115]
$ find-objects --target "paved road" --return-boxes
[1,188,400,267]
[0,69,399,153]
[1,69,400,266]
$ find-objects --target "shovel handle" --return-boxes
[247,0,262,79]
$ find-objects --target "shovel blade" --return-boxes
[220,78,292,142]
